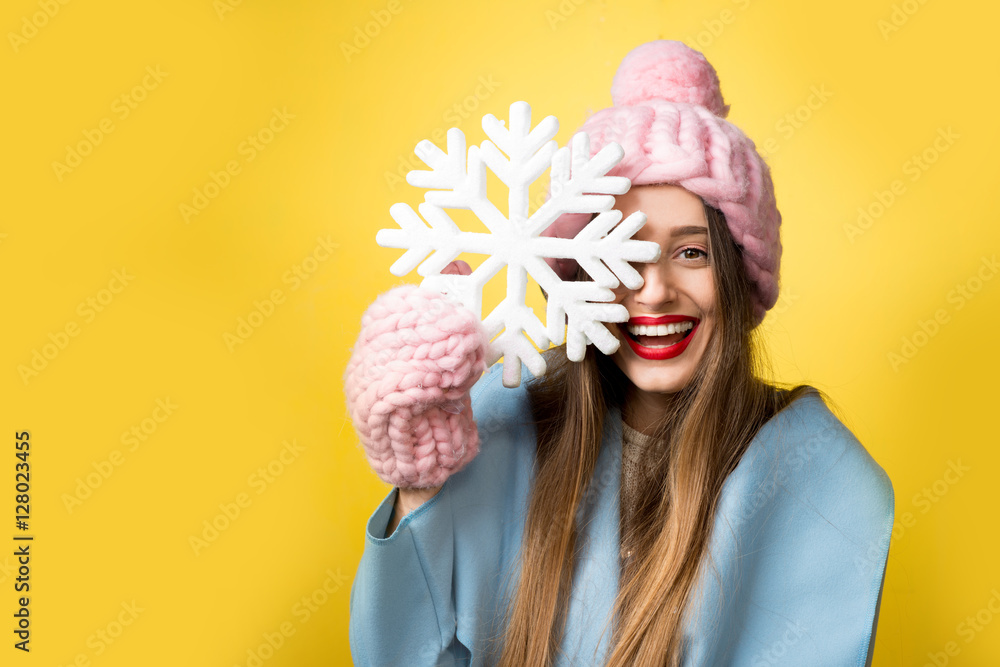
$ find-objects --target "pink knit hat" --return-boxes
[544,40,782,326]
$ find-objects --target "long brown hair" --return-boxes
[491,202,820,666]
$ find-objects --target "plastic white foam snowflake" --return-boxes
[376,101,660,388]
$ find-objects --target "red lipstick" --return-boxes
[619,315,700,360]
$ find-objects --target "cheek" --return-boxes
[690,274,716,314]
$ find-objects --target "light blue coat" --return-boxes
[349,362,894,666]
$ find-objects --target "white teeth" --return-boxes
[626,320,694,336]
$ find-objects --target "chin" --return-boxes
[616,361,696,395]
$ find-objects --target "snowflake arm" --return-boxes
[527,132,631,236]
[480,103,558,226]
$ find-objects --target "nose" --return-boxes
[628,261,676,310]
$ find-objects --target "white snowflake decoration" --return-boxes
[377,101,660,388]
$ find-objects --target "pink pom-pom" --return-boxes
[611,40,730,118]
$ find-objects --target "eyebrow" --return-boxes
[670,225,709,238]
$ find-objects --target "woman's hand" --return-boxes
[345,280,488,491]
[441,259,472,276]
[386,486,442,536]
[380,260,473,535]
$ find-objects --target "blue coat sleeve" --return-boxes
[348,364,537,667]
[349,484,467,665]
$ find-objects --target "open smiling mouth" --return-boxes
[617,317,700,361]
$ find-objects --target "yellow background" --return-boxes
[1,0,997,665]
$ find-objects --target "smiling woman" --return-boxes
[347,40,894,667]
[608,185,716,408]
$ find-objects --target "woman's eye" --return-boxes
[679,247,708,261]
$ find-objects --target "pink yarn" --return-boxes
[610,40,730,117]
[544,40,782,326]
[345,285,489,489]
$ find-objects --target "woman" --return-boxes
[347,41,894,666]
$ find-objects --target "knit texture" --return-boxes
[345,285,489,489]
[544,40,782,326]
[619,421,657,561]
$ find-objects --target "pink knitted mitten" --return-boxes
[345,285,489,489]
